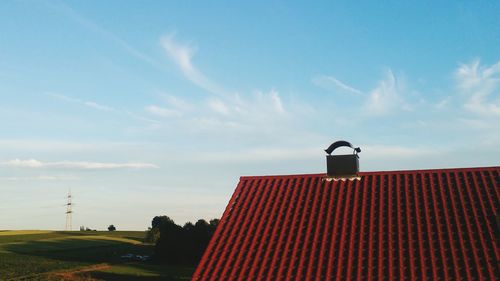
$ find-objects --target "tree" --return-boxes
[108,224,116,231]
[154,216,184,263]
[152,216,175,229]
[146,216,175,244]
[145,227,157,243]
[152,215,220,265]
[209,219,220,227]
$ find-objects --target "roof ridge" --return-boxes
[239,165,500,180]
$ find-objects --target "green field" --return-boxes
[0,230,194,281]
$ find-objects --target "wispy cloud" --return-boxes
[312,75,363,95]
[83,101,114,111]
[161,34,226,96]
[269,90,285,113]
[208,99,230,115]
[251,90,287,115]
[364,69,408,115]
[147,89,288,132]
[312,70,411,116]
[433,96,451,110]
[145,105,182,118]
[49,92,162,125]
[157,33,290,134]
[2,159,158,169]
[161,94,193,111]
[48,93,115,112]
[455,59,500,116]
[46,1,165,71]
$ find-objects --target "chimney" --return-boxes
[325,140,361,178]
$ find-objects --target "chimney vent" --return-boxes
[325,140,361,178]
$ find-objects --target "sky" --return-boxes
[0,0,499,230]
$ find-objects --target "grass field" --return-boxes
[0,230,194,280]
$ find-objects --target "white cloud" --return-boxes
[364,69,407,115]
[125,111,161,125]
[208,99,230,115]
[189,117,243,131]
[49,92,162,125]
[149,90,289,134]
[252,90,287,114]
[47,1,166,71]
[162,95,192,111]
[145,105,181,118]
[158,33,291,134]
[312,75,363,95]
[83,101,114,111]
[2,159,158,169]
[48,93,115,112]
[433,96,451,110]
[161,34,225,96]
[313,69,413,117]
[455,59,500,116]
[5,159,45,168]
[269,90,285,113]
[458,118,497,130]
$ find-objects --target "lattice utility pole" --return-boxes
[65,190,73,231]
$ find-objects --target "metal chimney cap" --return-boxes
[325,140,361,178]
[324,140,361,156]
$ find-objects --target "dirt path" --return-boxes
[8,264,111,281]
[51,263,111,280]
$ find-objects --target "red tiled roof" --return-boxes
[193,166,500,280]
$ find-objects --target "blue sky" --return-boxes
[1,0,499,230]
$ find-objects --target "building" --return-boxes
[192,150,499,280]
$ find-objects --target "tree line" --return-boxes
[147,215,219,265]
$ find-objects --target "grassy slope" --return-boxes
[0,231,193,281]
